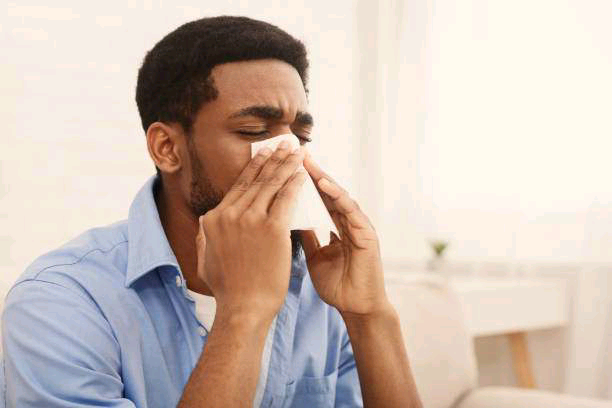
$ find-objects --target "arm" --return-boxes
[302,152,422,408]
[177,309,272,407]
[2,280,136,408]
[341,303,422,408]
[177,142,308,407]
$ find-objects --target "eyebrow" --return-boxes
[228,105,314,127]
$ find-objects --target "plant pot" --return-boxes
[426,256,447,273]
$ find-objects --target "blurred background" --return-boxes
[1,0,611,402]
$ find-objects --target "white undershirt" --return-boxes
[186,288,277,408]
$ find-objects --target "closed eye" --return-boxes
[237,130,312,143]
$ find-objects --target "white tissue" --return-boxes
[250,133,338,246]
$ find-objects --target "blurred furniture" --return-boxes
[451,277,569,388]
[1,286,5,404]
[383,272,612,408]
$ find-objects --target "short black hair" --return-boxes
[135,16,310,176]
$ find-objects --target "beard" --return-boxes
[187,142,303,259]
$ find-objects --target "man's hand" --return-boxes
[179,142,308,408]
[301,152,390,318]
[302,153,423,408]
[195,141,307,322]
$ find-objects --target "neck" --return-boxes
[155,178,213,296]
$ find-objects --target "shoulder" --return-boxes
[8,219,129,299]
[2,220,132,357]
[1,254,127,407]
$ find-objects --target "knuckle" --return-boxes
[201,213,219,233]
[240,211,262,226]
[250,155,266,168]
[231,179,250,192]
[255,174,285,187]
[265,218,285,232]
[269,175,286,186]
[275,187,290,199]
[283,159,302,173]
[336,190,349,202]
[334,183,347,194]
[202,210,217,225]
[286,152,303,164]
[252,176,270,186]
[268,154,284,165]
[221,208,239,223]
[195,233,205,246]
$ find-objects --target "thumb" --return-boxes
[196,216,207,272]
[300,229,320,261]
[330,230,341,244]
[196,216,207,247]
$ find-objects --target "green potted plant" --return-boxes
[427,239,449,272]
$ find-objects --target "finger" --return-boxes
[249,146,306,214]
[231,141,297,213]
[217,147,273,209]
[302,153,348,229]
[300,230,321,261]
[318,178,371,229]
[196,215,207,276]
[267,170,307,225]
[303,152,345,193]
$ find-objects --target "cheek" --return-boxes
[206,138,253,193]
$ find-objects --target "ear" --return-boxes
[146,122,183,174]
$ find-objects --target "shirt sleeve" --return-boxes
[1,278,136,408]
[334,321,364,408]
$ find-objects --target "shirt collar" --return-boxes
[125,174,179,287]
[291,246,307,278]
[125,174,308,287]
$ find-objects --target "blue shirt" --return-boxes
[1,174,363,408]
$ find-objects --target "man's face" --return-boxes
[182,59,313,254]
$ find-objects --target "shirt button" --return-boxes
[175,275,182,287]
[198,326,207,337]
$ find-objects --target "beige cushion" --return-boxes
[384,272,478,408]
[456,387,612,408]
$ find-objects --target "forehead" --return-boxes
[207,59,308,118]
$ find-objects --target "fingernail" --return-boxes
[278,140,290,150]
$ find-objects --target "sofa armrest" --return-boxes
[455,387,612,408]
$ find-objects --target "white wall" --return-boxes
[0,1,356,296]
[376,0,612,264]
[391,0,612,397]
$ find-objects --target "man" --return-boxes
[1,16,422,407]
